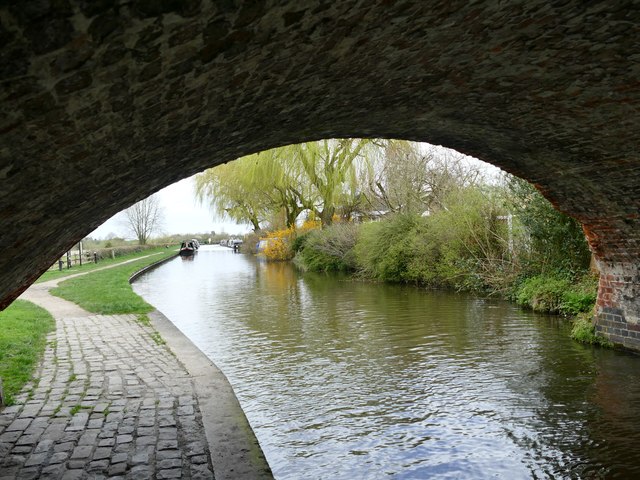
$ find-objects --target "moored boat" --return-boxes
[179,240,196,256]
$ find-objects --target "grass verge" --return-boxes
[38,246,177,283]
[514,273,598,316]
[570,313,613,348]
[50,250,176,314]
[0,300,56,406]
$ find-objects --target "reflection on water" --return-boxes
[133,245,640,479]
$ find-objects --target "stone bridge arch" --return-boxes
[1,1,639,348]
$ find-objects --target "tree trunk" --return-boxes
[320,206,335,227]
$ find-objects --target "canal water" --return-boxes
[132,245,640,479]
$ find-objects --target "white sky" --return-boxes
[90,176,251,239]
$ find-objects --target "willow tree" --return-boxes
[293,139,372,226]
[251,145,315,228]
[196,139,372,230]
[195,146,312,231]
[195,160,269,231]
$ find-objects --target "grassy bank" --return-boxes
[39,245,177,283]
[292,211,604,347]
[296,221,598,317]
[512,273,605,347]
[570,313,612,348]
[513,273,597,316]
[50,250,176,314]
[0,300,55,406]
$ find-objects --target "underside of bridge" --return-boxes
[0,1,639,348]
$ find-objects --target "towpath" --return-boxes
[0,255,272,479]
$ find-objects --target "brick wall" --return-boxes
[595,263,640,350]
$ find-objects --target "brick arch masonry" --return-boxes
[0,1,639,348]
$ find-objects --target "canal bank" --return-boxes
[0,255,272,479]
[149,309,272,479]
[130,251,273,477]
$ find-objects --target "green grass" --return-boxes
[136,314,151,326]
[571,313,613,348]
[50,250,176,314]
[0,300,56,405]
[38,246,177,283]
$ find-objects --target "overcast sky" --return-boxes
[90,176,250,239]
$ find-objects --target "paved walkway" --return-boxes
[1,258,272,479]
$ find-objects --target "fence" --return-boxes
[48,248,100,271]
[48,244,158,272]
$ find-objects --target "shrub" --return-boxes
[404,187,512,292]
[516,275,570,313]
[515,273,597,315]
[404,223,443,286]
[507,177,591,276]
[295,223,359,272]
[261,226,296,261]
[351,187,513,291]
[560,286,597,315]
[355,214,420,282]
[299,217,322,233]
[291,232,310,253]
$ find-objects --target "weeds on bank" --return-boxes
[571,313,613,348]
[137,314,167,346]
[0,300,55,406]
[514,274,598,316]
[26,378,41,401]
[149,332,166,346]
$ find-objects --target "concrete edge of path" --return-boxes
[149,309,274,480]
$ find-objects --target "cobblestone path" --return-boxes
[0,308,215,479]
[1,257,272,480]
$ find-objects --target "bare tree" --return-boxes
[364,141,484,215]
[123,195,164,245]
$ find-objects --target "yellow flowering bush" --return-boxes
[259,219,322,261]
[261,226,296,261]
[299,218,321,233]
